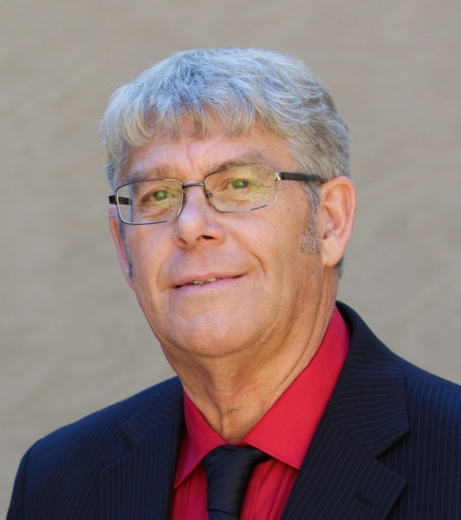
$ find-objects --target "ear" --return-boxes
[318,176,357,268]
[108,206,135,289]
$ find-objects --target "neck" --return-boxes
[167,294,336,443]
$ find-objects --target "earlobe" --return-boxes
[108,210,135,289]
[318,176,357,268]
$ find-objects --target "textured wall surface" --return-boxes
[1,0,460,513]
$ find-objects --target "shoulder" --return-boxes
[395,354,461,430]
[338,301,461,425]
[23,376,183,473]
[8,377,183,518]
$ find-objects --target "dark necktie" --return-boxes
[203,445,270,519]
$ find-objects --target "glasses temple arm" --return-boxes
[277,172,322,182]
[108,195,131,205]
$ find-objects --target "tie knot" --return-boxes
[203,445,270,519]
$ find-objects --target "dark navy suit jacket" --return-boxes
[7,303,461,519]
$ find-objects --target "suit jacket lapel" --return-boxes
[100,378,184,520]
[282,303,409,520]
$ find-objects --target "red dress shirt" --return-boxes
[171,307,350,520]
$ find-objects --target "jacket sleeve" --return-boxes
[7,442,39,520]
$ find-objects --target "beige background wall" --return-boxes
[1,0,460,513]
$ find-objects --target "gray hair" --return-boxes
[101,48,351,274]
[101,48,350,189]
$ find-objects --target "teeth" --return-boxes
[187,277,221,285]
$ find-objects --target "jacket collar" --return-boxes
[281,302,409,519]
[326,302,409,456]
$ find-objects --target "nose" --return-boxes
[173,183,224,247]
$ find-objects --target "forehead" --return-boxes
[123,124,297,183]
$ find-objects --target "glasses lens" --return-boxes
[116,179,183,224]
[205,166,276,213]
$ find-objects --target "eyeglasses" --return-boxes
[108,165,322,225]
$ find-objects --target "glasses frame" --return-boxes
[108,166,322,225]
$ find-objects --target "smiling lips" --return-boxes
[175,275,242,288]
[186,277,222,286]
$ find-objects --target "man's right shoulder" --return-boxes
[7,378,184,519]
[25,376,183,467]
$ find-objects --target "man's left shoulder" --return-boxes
[395,352,461,426]
[338,301,461,424]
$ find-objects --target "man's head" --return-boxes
[102,48,356,366]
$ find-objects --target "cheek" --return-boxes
[127,232,170,294]
[250,199,310,263]
[240,217,305,296]
[262,221,319,300]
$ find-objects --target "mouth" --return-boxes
[174,274,241,289]
[184,277,222,286]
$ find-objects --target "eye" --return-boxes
[229,178,251,189]
[152,189,171,201]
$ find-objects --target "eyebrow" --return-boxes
[125,151,271,184]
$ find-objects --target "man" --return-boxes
[8,48,461,519]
